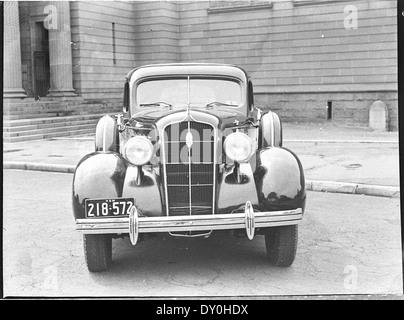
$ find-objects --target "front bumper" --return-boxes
[76,202,303,245]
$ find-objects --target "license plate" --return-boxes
[85,198,135,218]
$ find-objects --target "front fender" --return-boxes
[72,152,128,220]
[254,147,306,212]
[72,152,163,220]
[216,163,259,214]
[121,165,163,217]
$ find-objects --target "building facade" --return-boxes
[3,0,398,141]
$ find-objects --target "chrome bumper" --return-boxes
[76,201,303,245]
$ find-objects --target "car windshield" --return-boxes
[136,78,242,108]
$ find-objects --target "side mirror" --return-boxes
[248,80,254,112]
[123,81,129,113]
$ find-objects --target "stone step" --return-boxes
[3,113,107,127]
[3,104,122,116]
[3,128,95,143]
[3,108,120,120]
[3,100,122,115]
[3,113,73,121]
[3,98,120,107]
[2,113,115,143]
[3,118,100,133]
[3,122,97,138]
[3,96,124,143]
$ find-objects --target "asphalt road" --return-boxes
[3,170,403,298]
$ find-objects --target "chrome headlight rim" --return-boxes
[223,131,254,163]
[123,135,154,166]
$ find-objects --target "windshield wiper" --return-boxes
[205,101,238,108]
[139,101,173,108]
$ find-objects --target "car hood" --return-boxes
[131,107,248,128]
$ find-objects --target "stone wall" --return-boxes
[255,91,398,130]
[177,0,397,92]
[16,0,398,129]
[70,0,136,100]
[176,0,397,129]
[132,1,181,64]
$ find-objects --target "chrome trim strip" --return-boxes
[187,76,190,108]
[161,161,213,164]
[76,208,303,234]
[169,231,212,238]
[129,205,139,245]
[270,111,275,147]
[167,184,213,187]
[161,121,170,217]
[244,201,255,240]
[188,121,192,215]
[212,123,217,215]
[103,117,107,151]
[169,205,211,209]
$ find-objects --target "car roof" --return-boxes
[126,63,249,82]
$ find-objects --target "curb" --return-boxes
[284,139,398,144]
[3,161,76,174]
[305,180,400,198]
[3,161,400,198]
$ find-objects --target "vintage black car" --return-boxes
[72,63,306,272]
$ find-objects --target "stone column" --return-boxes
[3,1,27,98]
[47,1,76,97]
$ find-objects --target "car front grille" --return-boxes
[162,121,216,216]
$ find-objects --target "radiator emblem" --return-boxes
[186,130,193,149]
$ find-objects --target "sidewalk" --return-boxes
[3,122,400,198]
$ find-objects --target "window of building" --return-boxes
[293,0,355,7]
[207,0,273,14]
[112,22,116,65]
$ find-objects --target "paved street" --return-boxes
[282,122,400,187]
[3,169,402,297]
[287,141,400,187]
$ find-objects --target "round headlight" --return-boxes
[224,132,253,162]
[124,136,154,166]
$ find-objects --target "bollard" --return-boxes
[369,100,388,131]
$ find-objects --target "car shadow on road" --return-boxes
[86,230,289,296]
[112,230,268,269]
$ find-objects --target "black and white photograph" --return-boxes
[2,0,402,301]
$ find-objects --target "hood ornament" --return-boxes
[186,130,193,149]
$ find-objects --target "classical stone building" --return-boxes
[3,0,398,142]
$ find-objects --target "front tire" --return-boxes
[265,225,298,267]
[83,234,112,272]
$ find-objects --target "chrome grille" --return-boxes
[162,121,215,216]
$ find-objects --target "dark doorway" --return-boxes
[327,101,333,121]
[33,22,50,99]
